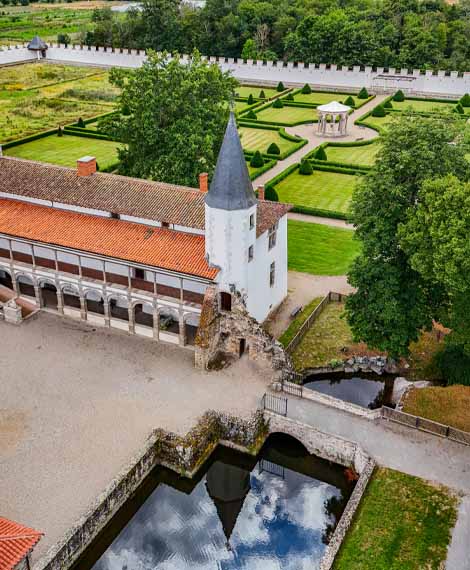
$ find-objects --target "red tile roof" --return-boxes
[0,517,42,570]
[0,158,291,238]
[0,199,218,280]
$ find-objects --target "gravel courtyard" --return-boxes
[0,313,271,566]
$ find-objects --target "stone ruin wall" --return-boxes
[194,285,290,375]
[2,43,470,97]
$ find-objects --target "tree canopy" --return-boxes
[85,0,470,71]
[101,50,236,187]
[345,114,470,358]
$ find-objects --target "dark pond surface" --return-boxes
[75,434,355,570]
[304,374,396,409]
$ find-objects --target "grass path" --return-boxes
[239,126,298,155]
[255,105,317,125]
[326,142,380,166]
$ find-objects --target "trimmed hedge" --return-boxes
[63,127,116,141]
[311,158,371,172]
[314,146,327,160]
[301,83,312,94]
[259,90,266,99]
[286,92,295,101]
[372,105,387,117]
[344,95,355,107]
[299,159,313,175]
[384,100,393,109]
[2,128,59,150]
[277,81,286,92]
[246,109,257,120]
[459,93,470,107]
[272,98,284,109]
[267,142,281,154]
[393,90,405,102]
[291,204,348,220]
[247,94,255,105]
[250,150,264,168]
[358,87,369,99]
[250,158,277,180]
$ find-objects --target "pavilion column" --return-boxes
[179,311,186,346]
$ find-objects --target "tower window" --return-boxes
[268,223,278,250]
[133,268,145,280]
[249,214,255,230]
[270,262,276,287]
[248,245,254,262]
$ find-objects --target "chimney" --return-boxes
[77,156,97,177]
[199,172,208,193]
[257,185,265,200]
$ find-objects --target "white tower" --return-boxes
[205,113,258,308]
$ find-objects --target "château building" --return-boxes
[0,115,290,357]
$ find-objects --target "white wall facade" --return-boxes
[3,44,470,97]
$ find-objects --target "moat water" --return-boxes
[75,434,355,570]
[304,374,396,409]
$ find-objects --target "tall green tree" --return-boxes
[103,50,236,187]
[345,114,469,357]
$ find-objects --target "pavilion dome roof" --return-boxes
[317,101,350,113]
[27,36,48,50]
[205,112,257,211]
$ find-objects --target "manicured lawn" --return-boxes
[275,169,360,214]
[325,141,380,166]
[236,85,280,99]
[361,113,396,131]
[239,126,300,155]
[293,91,356,105]
[287,220,360,276]
[235,100,256,114]
[247,158,276,179]
[334,468,458,570]
[390,98,455,113]
[5,133,122,169]
[278,296,323,347]
[255,104,317,125]
[403,385,470,432]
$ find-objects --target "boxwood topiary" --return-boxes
[247,93,254,105]
[77,117,86,128]
[246,109,257,120]
[272,98,284,109]
[286,93,294,101]
[384,99,393,108]
[454,103,465,114]
[267,142,281,154]
[301,83,312,94]
[57,127,63,137]
[393,90,405,102]
[259,90,266,99]
[344,95,355,106]
[265,185,279,201]
[314,146,328,160]
[372,105,387,117]
[299,159,313,175]
[277,81,285,92]
[459,93,470,107]
[250,150,264,168]
[358,87,369,99]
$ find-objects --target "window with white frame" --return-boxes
[269,262,275,287]
[248,245,254,262]
[268,222,278,250]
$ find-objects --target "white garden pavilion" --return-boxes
[316,101,351,137]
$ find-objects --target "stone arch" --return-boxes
[108,295,129,321]
[61,283,81,310]
[263,432,310,455]
[0,268,13,291]
[157,305,179,334]
[39,279,58,310]
[84,288,105,316]
[133,302,154,328]
[15,273,35,298]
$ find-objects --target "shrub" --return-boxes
[459,93,470,107]
[299,159,313,175]
[358,87,369,99]
[250,150,264,168]
[384,99,393,108]
[344,95,355,106]
[259,90,266,99]
[77,117,86,128]
[286,93,294,101]
[57,127,63,137]
[277,81,285,92]
[265,185,279,201]
[434,343,470,386]
[301,83,312,94]
[272,98,284,109]
[372,105,386,117]
[246,109,257,120]
[393,90,405,102]
[314,146,327,160]
[454,103,465,114]
[267,142,280,154]
[247,93,254,105]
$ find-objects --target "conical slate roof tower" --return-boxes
[205,113,257,211]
